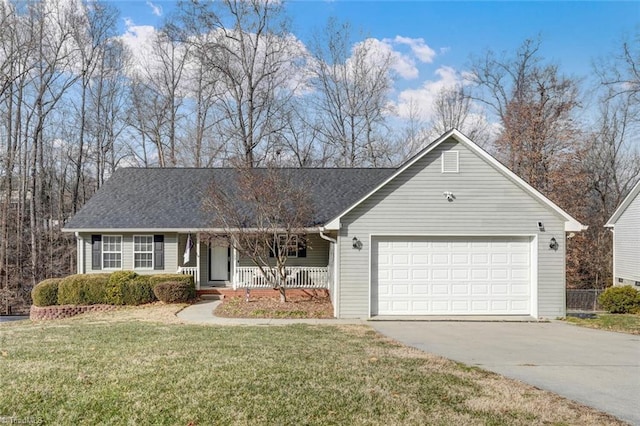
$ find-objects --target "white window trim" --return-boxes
[441,150,459,173]
[133,235,154,270]
[277,234,299,258]
[102,235,123,270]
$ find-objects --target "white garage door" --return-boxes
[374,237,532,315]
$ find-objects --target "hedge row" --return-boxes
[32,272,195,307]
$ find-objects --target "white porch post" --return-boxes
[230,236,238,289]
[76,232,84,274]
[196,233,201,290]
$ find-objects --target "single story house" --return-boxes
[64,129,585,319]
[605,179,640,287]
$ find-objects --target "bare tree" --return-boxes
[469,38,580,195]
[124,25,189,168]
[595,30,640,106]
[202,166,314,302]
[569,88,640,288]
[430,85,490,146]
[172,0,303,167]
[69,1,119,212]
[308,18,394,167]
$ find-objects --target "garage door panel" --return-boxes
[374,237,531,316]
[412,269,428,280]
[471,284,489,294]
[392,269,409,280]
[432,269,449,279]
[431,284,449,294]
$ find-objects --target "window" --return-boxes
[269,234,306,258]
[441,150,459,173]
[102,235,122,269]
[280,234,299,258]
[134,235,154,269]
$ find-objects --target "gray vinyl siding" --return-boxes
[80,232,178,274]
[613,193,640,284]
[338,138,567,319]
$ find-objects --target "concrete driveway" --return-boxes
[371,321,640,425]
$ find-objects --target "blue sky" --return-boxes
[119,1,638,80]
[117,0,639,136]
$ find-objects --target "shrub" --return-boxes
[106,271,138,305]
[599,286,640,314]
[32,278,63,307]
[122,275,157,306]
[148,274,194,288]
[153,281,196,304]
[57,274,110,305]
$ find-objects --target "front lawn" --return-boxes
[0,306,623,425]
[566,313,640,334]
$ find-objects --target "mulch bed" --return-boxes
[214,294,334,319]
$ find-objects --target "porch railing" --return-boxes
[234,266,329,290]
[177,266,198,282]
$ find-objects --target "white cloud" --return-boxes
[394,66,464,120]
[120,18,158,74]
[146,1,162,17]
[391,36,436,63]
[365,35,439,80]
[354,38,418,80]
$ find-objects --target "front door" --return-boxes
[209,244,229,281]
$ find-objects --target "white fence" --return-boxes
[234,266,329,290]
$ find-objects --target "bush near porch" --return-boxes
[31,272,195,308]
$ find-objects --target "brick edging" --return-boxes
[30,304,118,321]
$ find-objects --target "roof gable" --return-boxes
[606,179,640,227]
[325,129,586,232]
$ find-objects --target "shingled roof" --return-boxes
[63,167,396,231]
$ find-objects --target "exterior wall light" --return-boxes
[443,191,455,202]
[549,237,559,251]
[352,236,363,250]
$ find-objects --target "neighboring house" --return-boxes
[64,129,585,319]
[605,180,640,287]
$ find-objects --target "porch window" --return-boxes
[271,234,306,258]
[134,235,154,269]
[280,234,299,257]
[102,235,122,269]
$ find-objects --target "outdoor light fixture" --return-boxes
[549,237,559,251]
[443,191,455,202]
[352,236,363,250]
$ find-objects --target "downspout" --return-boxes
[319,229,339,318]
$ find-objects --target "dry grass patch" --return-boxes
[0,306,625,425]
[566,313,640,334]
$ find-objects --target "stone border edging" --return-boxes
[30,304,118,321]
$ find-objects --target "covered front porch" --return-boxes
[175,232,334,291]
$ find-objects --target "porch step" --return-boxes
[198,294,224,301]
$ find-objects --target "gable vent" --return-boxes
[441,151,459,173]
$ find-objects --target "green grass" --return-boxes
[566,313,640,334]
[0,307,623,425]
